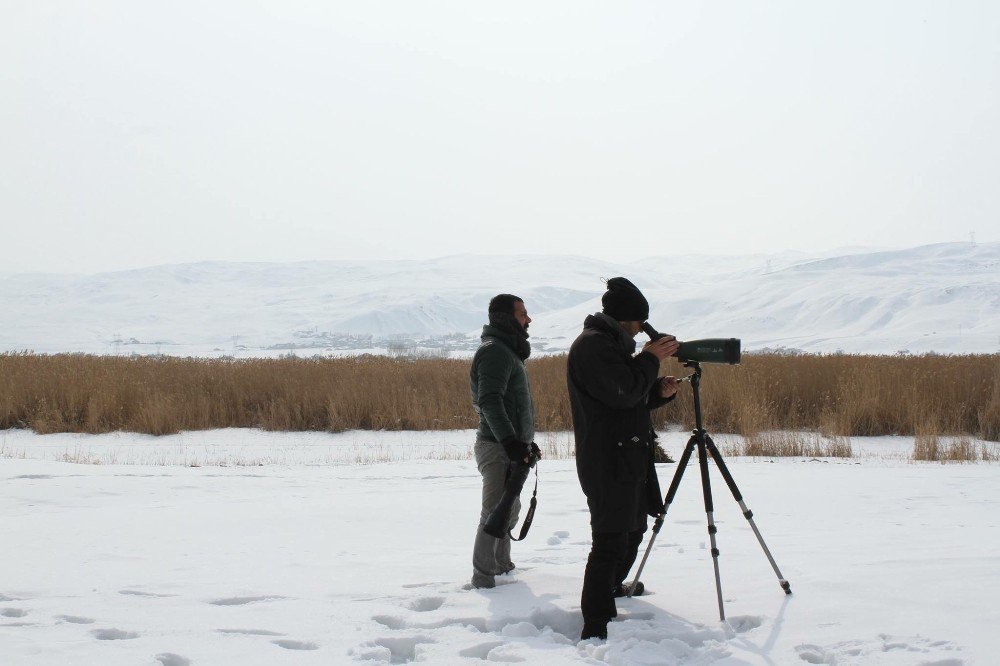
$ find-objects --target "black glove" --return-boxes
[501,437,532,464]
[530,442,542,461]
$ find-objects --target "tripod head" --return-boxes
[676,360,706,433]
[677,360,702,382]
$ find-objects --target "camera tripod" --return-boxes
[626,361,792,621]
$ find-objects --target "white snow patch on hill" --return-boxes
[1,242,996,355]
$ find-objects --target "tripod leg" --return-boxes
[697,435,726,621]
[626,432,697,598]
[705,435,792,596]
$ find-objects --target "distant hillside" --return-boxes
[1,243,997,356]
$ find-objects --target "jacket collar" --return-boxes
[584,312,638,355]
[481,324,531,360]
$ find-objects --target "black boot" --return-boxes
[613,581,644,597]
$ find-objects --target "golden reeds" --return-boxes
[652,353,999,441]
[721,432,854,458]
[0,351,997,440]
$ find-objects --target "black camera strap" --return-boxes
[509,464,538,542]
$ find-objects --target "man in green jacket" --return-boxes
[469,293,538,589]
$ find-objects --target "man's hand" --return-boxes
[501,438,532,464]
[530,442,542,461]
[658,376,679,399]
[642,335,679,361]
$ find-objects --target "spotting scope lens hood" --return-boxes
[677,338,741,365]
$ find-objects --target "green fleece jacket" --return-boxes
[470,325,536,444]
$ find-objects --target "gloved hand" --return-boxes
[501,437,532,464]
[530,442,542,461]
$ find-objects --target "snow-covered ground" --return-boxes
[0,428,932,467]
[2,429,997,664]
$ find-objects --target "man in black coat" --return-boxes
[567,277,680,641]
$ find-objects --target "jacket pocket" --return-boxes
[613,436,649,482]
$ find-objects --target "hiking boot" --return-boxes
[471,571,495,589]
[613,581,644,597]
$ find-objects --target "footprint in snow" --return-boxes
[217,628,286,636]
[120,589,175,598]
[458,641,506,659]
[210,595,286,606]
[273,639,319,650]
[350,636,436,663]
[877,633,960,655]
[375,613,489,634]
[92,628,140,640]
[1,608,28,618]
[546,530,571,546]
[795,635,963,664]
[406,596,444,612]
[56,615,95,624]
[156,654,191,666]
[373,615,407,630]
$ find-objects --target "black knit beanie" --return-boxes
[601,277,649,321]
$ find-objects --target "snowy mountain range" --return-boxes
[2,242,997,356]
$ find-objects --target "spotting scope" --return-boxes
[642,323,741,365]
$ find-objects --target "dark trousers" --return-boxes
[581,528,645,627]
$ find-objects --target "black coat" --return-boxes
[567,314,672,533]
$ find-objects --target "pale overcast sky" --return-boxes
[2,1,998,273]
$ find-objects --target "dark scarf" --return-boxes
[590,312,638,356]
[488,311,531,360]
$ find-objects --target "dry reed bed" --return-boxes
[719,432,854,458]
[1,352,997,440]
[912,432,1000,462]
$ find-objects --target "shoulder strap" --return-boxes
[508,465,538,542]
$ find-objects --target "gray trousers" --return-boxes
[472,437,521,583]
